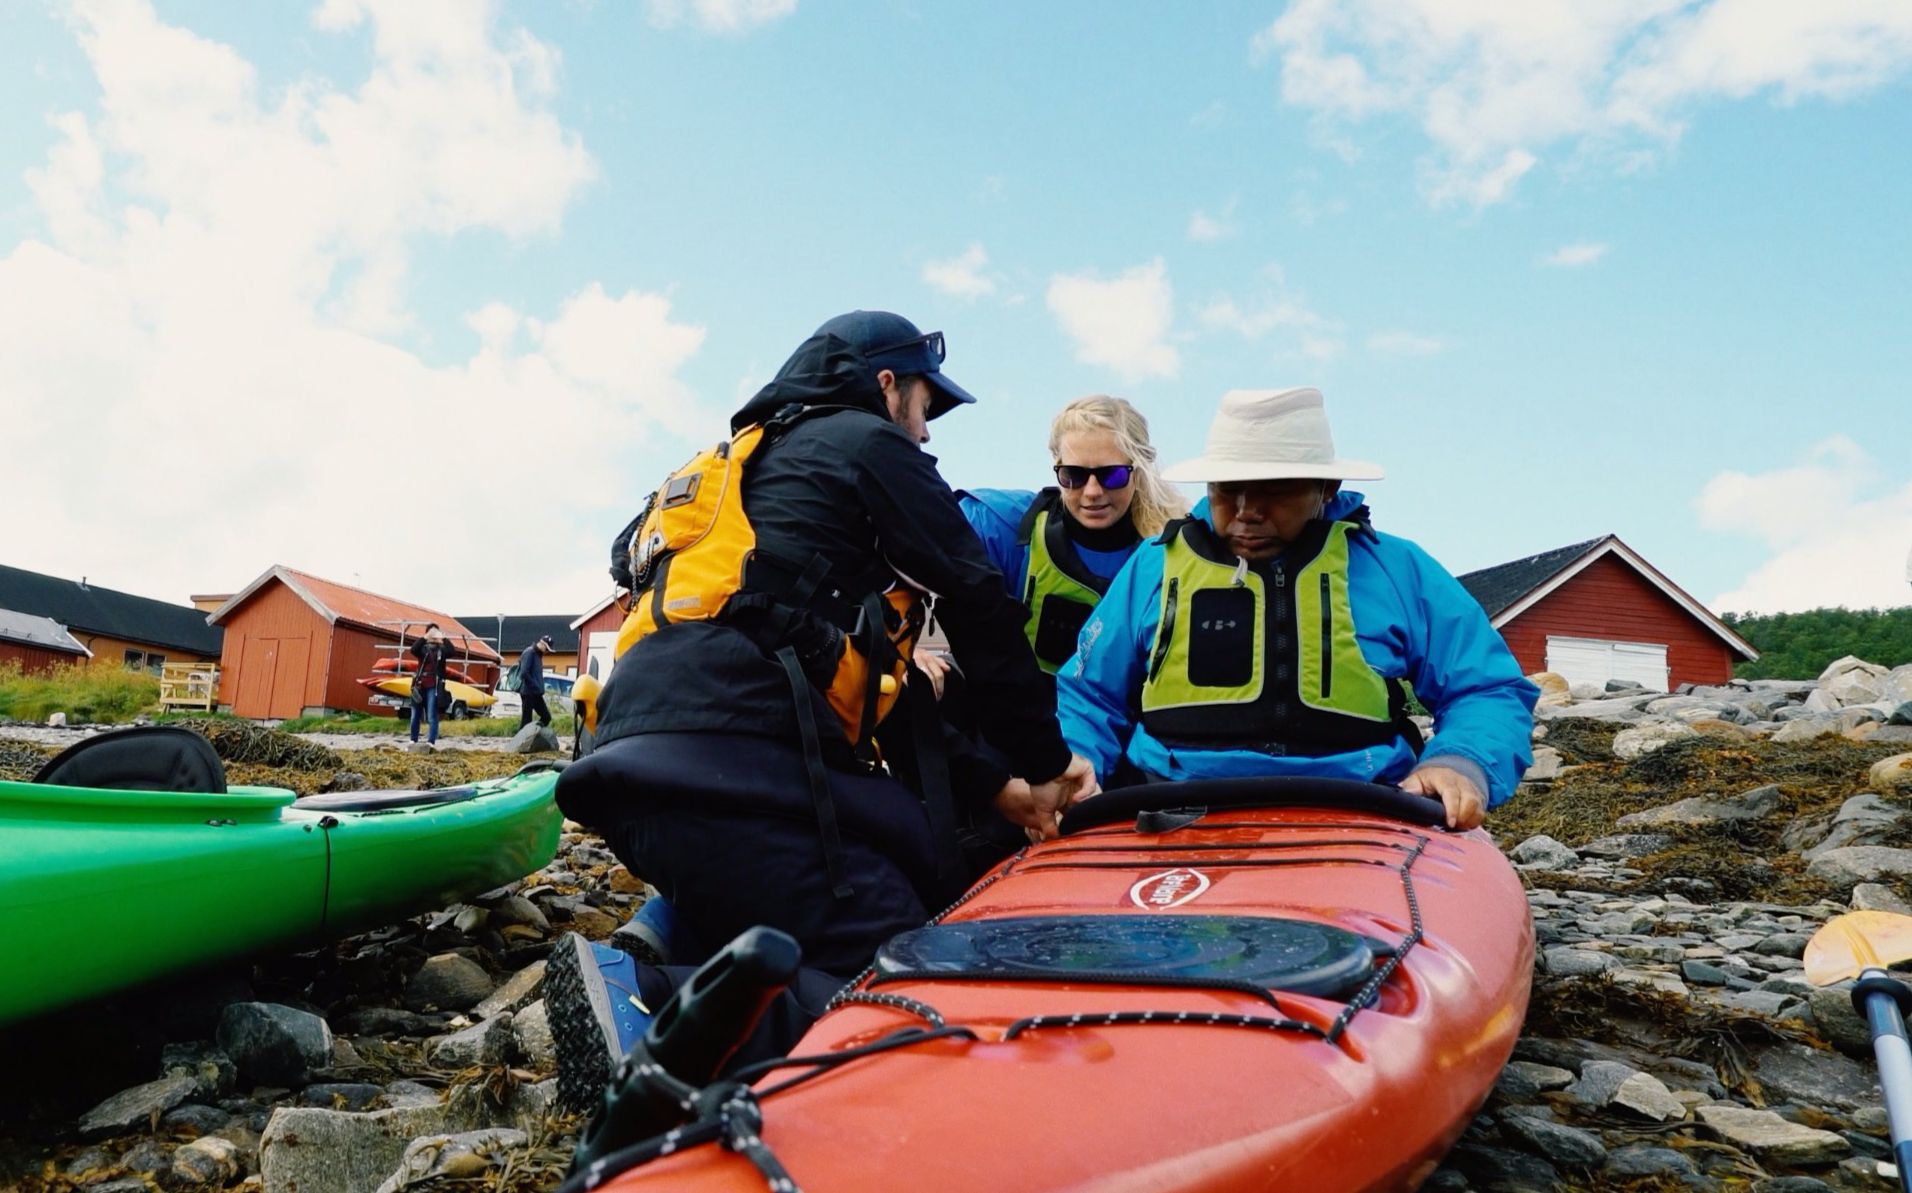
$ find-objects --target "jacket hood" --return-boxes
[732,331,890,433]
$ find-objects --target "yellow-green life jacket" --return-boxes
[1140,515,1417,756]
[1018,488,1116,673]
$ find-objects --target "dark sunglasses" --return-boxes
[865,330,946,365]
[1054,463,1133,490]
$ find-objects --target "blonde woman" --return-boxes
[954,396,1184,674]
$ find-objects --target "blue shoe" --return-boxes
[546,932,654,1110]
[608,892,705,967]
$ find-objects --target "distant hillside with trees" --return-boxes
[1723,607,1912,680]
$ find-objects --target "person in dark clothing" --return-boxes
[547,311,1098,1107]
[408,625,451,746]
[518,634,554,729]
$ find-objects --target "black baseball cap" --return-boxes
[813,310,979,420]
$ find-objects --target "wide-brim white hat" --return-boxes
[1162,387,1384,483]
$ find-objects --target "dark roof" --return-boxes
[454,614,580,655]
[1456,537,1609,619]
[0,563,222,656]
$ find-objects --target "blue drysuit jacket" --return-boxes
[958,488,1142,598]
[1056,491,1539,806]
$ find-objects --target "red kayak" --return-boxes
[371,657,477,684]
[576,779,1533,1192]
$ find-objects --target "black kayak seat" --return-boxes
[294,786,478,813]
[875,914,1377,1001]
[33,725,227,794]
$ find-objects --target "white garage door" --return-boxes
[1545,636,1669,692]
[585,631,618,681]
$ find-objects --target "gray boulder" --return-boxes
[1510,835,1577,870]
[78,1075,198,1140]
[1612,721,1698,760]
[405,953,495,1012]
[1808,846,1912,890]
[260,1093,486,1193]
[217,1002,335,1088]
[373,1128,529,1193]
[1616,784,1781,830]
[508,723,561,753]
[1801,793,1908,862]
[1773,716,1842,743]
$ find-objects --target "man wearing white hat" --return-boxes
[1056,388,1537,829]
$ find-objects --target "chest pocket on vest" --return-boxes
[1187,588,1257,689]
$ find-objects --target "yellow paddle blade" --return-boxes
[1805,911,1912,986]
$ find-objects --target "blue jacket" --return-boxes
[1057,492,1538,806]
[958,489,1143,599]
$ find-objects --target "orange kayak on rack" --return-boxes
[579,778,1534,1193]
[370,657,478,684]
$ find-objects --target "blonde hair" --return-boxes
[1048,395,1186,538]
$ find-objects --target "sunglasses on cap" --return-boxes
[1054,463,1133,490]
[864,330,946,366]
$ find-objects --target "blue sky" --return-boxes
[3,0,1909,618]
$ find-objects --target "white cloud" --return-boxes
[1190,100,1230,128]
[1544,241,1611,267]
[1198,278,1344,361]
[1365,330,1445,355]
[921,242,995,299]
[1,0,710,614]
[1199,295,1325,339]
[1259,0,1912,207]
[1046,259,1179,381]
[1187,197,1240,242]
[642,0,795,34]
[1699,437,1912,612]
[1186,211,1229,241]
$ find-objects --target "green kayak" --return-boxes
[0,758,562,1027]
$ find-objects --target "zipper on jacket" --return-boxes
[1319,572,1333,700]
[1149,578,1179,682]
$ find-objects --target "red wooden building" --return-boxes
[0,609,93,676]
[208,567,501,720]
[1458,535,1757,690]
[571,590,628,683]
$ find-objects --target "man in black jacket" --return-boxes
[548,312,1095,1105]
[517,634,554,729]
[561,311,1093,962]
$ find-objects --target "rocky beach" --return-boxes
[4,657,1912,1193]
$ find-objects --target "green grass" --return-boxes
[0,659,161,724]
[277,710,577,737]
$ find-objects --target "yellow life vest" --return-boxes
[612,407,920,745]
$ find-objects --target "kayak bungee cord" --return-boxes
[566,816,1432,1191]
[558,1026,983,1193]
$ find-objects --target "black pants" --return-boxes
[520,687,552,728]
[607,805,931,981]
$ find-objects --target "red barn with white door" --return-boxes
[208,566,501,719]
[571,590,628,683]
[1458,536,1757,691]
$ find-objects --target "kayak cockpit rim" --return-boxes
[1058,775,1449,835]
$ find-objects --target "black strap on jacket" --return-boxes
[903,664,966,903]
[777,645,854,900]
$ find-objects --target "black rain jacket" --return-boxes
[592,330,1071,788]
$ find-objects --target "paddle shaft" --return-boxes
[1858,968,1912,1193]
